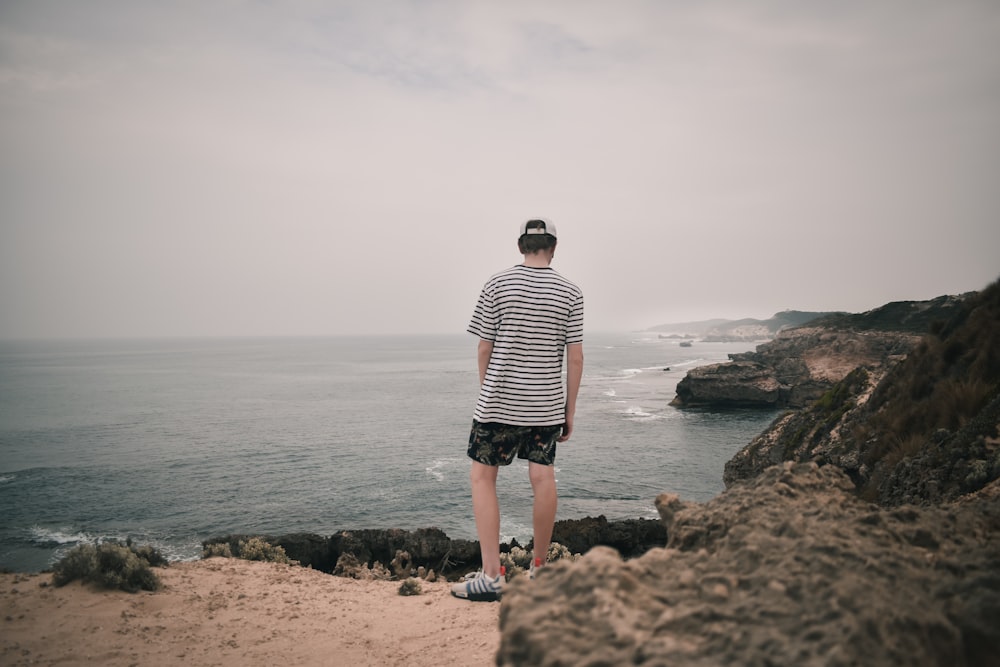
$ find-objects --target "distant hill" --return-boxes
[648,311,839,342]
[803,294,972,333]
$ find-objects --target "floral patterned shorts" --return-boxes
[467,420,563,467]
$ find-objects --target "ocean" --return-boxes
[0,333,778,572]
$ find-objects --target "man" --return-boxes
[452,218,584,602]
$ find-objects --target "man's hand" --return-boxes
[558,416,574,442]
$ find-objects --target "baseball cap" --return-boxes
[519,218,557,238]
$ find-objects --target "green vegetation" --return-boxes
[202,536,293,564]
[52,539,166,592]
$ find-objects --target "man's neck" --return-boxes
[522,252,553,268]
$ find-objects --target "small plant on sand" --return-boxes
[333,553,393,580]
[500,542,579,578]
[52,540,164,593]
[202,542,234,558]
[398,578,423,596]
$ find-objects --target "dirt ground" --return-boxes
[1,558,500,666]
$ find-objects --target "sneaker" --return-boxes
[528,557,543,580]
[451,571,504,602]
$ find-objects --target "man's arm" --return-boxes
[560,342,584,442]
[477,339,494,385]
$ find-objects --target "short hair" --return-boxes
[518,220,557,254]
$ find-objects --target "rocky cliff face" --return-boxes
[724,282,1000,504]
[671,295,967,409]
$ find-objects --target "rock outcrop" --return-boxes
[551,516,666,559]
[498,462,1000,666]
[203,516,665,580]
[671,295,967,409]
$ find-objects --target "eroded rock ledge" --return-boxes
[498,462,1000,667]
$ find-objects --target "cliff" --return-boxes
[724,280,1000,504]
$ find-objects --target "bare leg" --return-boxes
[528,462,557,564]
[470,461,501,577]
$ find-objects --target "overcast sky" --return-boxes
[1,1,997,338]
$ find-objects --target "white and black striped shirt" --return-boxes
[468,265,584,426]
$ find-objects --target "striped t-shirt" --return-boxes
[467,264,584,426]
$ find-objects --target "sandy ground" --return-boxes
[1,558,500,666]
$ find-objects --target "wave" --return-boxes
[25,525,202,564]
[425,458,463,482]
[671,358,706,368]
[28,525,97,547]
[622,406,671,421]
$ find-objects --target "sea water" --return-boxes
[0,333,778,572]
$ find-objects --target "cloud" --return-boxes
[1,0,998,337]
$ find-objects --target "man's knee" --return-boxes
[471,461,499,485]
[528,462,555,486]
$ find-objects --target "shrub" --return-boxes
[201,536,294,564]
[52,544,98,587]
[52,541,164,592]
[202,542,234,558]
[500,542,580,578]
[236,536,291,564]
[398,578,423,596]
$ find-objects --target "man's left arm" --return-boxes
[560,342,584,442]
